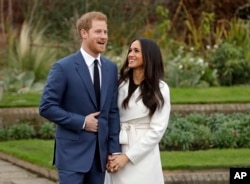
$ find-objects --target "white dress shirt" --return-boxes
[80,48,102,87]
[80,48,102,129]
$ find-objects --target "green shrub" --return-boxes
[39,122,55,139]
[231,115,250,148]
[161,112,250,151]
[9,123,35,140]
[192,124,212,150]
[237,126,250,148]
[205,113,229,132]
[163,118,195,150]
[164,128,194,151]
[211,124,237,148]
[166,47,214,87]
[209,42,250,86]
[0,127,11,141]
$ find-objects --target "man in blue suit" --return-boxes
[39,11,121,184]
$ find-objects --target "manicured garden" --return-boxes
[0,0,250,172]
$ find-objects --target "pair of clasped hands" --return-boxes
[106,154,129,173]
[85,112,129,172]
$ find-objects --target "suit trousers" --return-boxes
[58,136,105,184]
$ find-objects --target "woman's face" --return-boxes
[127,40,143,69]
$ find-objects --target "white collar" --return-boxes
[80,48,101,66]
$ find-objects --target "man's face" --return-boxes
[81,19,108,58]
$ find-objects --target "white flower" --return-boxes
[197,58,204,64]
[189,58,194,62]
[206,45,211,50]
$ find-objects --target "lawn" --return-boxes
[1,86,250,107]
[0,139,249,171]
[170,86,250,104]
[0,139,55,169]
[161,149,250,170]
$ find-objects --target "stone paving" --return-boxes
[0,159,57,184]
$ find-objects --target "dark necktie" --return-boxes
[94,59,100,110]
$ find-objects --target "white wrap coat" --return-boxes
[105,80,171,184]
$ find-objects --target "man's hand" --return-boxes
[84,112,100,132]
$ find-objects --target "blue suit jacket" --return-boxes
[39,50,121,172]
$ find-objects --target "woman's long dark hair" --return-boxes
[118,38,165,117]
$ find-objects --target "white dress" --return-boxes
[105,80,171,184]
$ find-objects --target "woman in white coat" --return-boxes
[105,38,171,184]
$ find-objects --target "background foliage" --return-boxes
[0,0,250,95]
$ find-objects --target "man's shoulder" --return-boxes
[100,56,116,66]
[57,51,81,64]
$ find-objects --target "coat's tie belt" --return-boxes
[119,119,149,145]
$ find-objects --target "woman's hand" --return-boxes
[106,154,129,172]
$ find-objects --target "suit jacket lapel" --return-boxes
[74,51,97,108]
[100,57,109,110]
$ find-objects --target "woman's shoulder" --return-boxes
[119,79,129,88]
[159,80,169,90]
[158,80,170,106]
[159,80,170,100]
